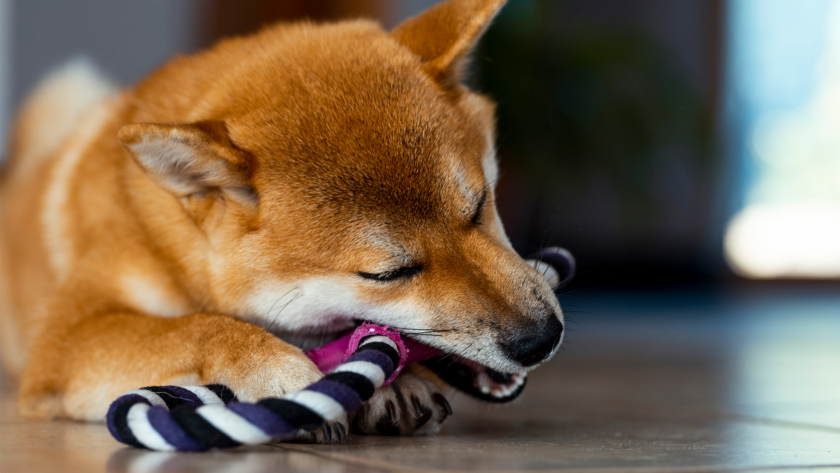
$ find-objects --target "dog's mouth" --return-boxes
[278,324,527,403]
[420,353,527,403]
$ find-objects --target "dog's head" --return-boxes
[120,0,563,402]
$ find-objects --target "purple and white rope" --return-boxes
[106,334,402,451]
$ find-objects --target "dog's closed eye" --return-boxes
[471,188,488,226]
[358,265,423,282]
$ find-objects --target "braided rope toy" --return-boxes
[107,323,438,451]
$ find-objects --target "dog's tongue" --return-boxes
[304,323,441,385]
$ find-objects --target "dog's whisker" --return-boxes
[393,327,455,333]
[533,205,560,277]
[398,330,451,336]
[266,290,302,334]
[151,392,197,402]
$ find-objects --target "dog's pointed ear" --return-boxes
[391,0,506,88]
[118,121,257,205]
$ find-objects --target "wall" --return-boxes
[0,0,10,153]
[2,0,200,157]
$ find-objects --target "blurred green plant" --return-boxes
[477,0,715,230]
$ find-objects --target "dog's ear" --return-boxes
[391,0,505,88]
[118,121,257,205]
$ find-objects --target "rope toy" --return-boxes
[107,323,437,451]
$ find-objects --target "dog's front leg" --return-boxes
[19,312,324,424]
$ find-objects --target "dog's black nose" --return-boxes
[500,315,564,367]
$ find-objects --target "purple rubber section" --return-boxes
[226,402,296,437]
[106,394,151,443]
[306,379,362,412]
[347,349,395,377]
[147,405,208,452]
[159,386,205,408]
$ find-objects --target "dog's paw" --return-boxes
[214,334,325,403]
[350,373,452,436]
[288,415,349,444]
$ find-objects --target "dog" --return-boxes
[0,0,564,441]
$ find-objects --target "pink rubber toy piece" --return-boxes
[305,323,441,386]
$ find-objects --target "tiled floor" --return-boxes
[2,286,840,472]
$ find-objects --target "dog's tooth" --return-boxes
[478,371,492,394]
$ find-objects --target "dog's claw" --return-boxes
[291,418,349,444]
[385,400,397,422]
[373,400,399,435]
[337,422,346,443]
[411,395,433,428]
[433,393,453,418]
[352,405,367,432]
[376,414,401,435]
[325,423,334,443]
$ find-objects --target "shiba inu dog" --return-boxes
[0,0,565,440]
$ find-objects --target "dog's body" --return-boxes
[0,0,563,439]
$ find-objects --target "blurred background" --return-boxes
[0,0,838,290]
[3,5,840,468]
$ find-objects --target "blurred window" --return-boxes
[724,0,840,278]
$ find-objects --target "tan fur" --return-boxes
[0,0,561,429]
